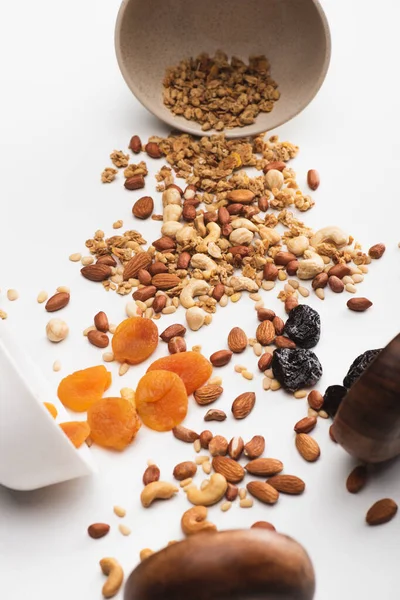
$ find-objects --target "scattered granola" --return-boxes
[110,150,129,168]
[101,167,118,183]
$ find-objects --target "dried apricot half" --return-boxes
[147,351,212,395]
[135,370,188,432]
[87,397,141,451]
[44,402,58,419]
[57,365,112,412]
[60,421,91,448]
[112,317,158,365]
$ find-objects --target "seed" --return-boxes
[294,389,307,399]
[81,256,94,266]
[120,387,135,400]
[83,325,96,336]
[57,286,70,294]
[277,270,287,281]
[308,407,318,417]
[270,379,281,391]
[342,276,354,285]
[285,284,295,294]
[7,289,19,301]
[119,524,131,536]
[202,462,212,474]
[352,274,364,283]
[180,478,193,488]
[318,410,329,419]
[298,286,309,298]
[265,369,274,379]
[219,295,229,307]
[241,370,254,381]
[239,488,247,500]
[359,265,369,273]
[192,345,202,353]
[249,293,261,301]
[119,362,130,376]
[254,300,264,309]
[52,360,61,372]
[113,220,123,229]
[308,390,324,410]
[263,377,271,390]
[113,505,126,518]
[346,465,368,494]
[230,292,242,303]
[234,365,246,373]
[262,281,275,291]
[109,324,117,334]
[69,252,82,262]
[193,439,201,453]
[221,501,232,512]
[102,352,115,362]
[0,310,7,320]
[208,376,222,386]
[195,456,210,465]
[253,343,262,357]
[87,523,110,539]
[366,498,398,526]
[315,288,325,300]
[162,306,177,315]
[345,283,357,293]
[288,279,299,289]
[37,290,48,303]
[140,549,154,562]
[240,498,254,508]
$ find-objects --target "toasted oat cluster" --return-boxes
[162,51,280,131]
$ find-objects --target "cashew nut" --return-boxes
[140,481,179,508]
[230,218,259,232]
[286,235,310,256]
[175,225,197,245]
[265,169,284,190]
[229,228,254,246]
[163,204,182,222]
[181,506,217,536]
[194,214,207,237]
[258,226,281,246]
[99,557,124,598]
[207,241,222,259]
[310,226,349,249]
[186,306,206,331]
[180,279,211,309]
[161,221,184,238]
[203,222,221,244]
[162,187,182,207]
[297,250,325,280]
[190,253,218,273]
[229,276,259,292]
[186,473,228,506]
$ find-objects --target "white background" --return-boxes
[1,0,400,598]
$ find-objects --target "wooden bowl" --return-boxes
[115,0,331,138]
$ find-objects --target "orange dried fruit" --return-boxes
[57,365,112,412]
[112,317,158,365]
[44,402,58,419]
[135,370,188,432]
[147,351,212,395]
[87,397,141,451]
[60,421,91,448]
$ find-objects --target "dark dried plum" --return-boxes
[272,348,323,392]
[283,305,321,349]
[343,349,382,389]
[323,385,347,418]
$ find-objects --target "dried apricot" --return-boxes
[57,366,111,412]
[44,402,58,418]
[147,351,212,395]
[60,421,91,448]
[135,370,188,431]
[87,397,141,451]
[112,317,158,365]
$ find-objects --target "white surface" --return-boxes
[1,0,400,598]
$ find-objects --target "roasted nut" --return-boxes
[274,252,297,266]
[160,324,186,342]
[369,243,386,259]
[181,506,217,536]
[172,425,199,443]
[209,349,232,367]
[257,308,276,321]
[199,430,213,449]
[145,142,162,158]
[132,196,154,219]
[194,385,223,406]
[285,296,299,313]
[286,260,299,276]
[141,481,179,507]
[124,174,145,190]
[129,135,142,153]
[143,465,161,485]
[212,456,245,483]
[256,321,275,345]
[88,523,110,539]
[88,330,109,348]
[204,409,227,422]
[225,483,239,501]
[228,327,247,353]
[228,436,244,460]
[168,336,187,354]
[328,276,344,293]
[275,336,296,349]
[177,252,191,269]
[138,269,152,285]
[173,461,197,481]
[258,353,273,372]
[263,263,279,281]
[312,273,328,289]
[186,473,228,506]
[132,286,156,302]
[232,392,256,420]
[347,297,373,312]
[244,436,265,459]
[307,169,320,191]
[308,390,324,410]
[100,557,124,599]
[153,295,167,313]
[94,311,109,332]
[208,435,229,456]
[212,283,225,301]
[272,316,284,335]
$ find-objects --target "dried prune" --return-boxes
[272,348,323,392]
[283,305,321,349]
[343,349,382,389]
[322,385,347,418]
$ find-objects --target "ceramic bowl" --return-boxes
[115,0,331,138]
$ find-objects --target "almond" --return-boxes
[172,425,199,443]
[160,323,186,342]
[231,391,256,420]
[245,458,283,477]
[97,255,117,267]
[132,285,156,301]
[347,297,373,312]
[366,498,398,526]
[87,523,110,539]
[94,311,109,333]
[308,390,324,410]
[256,321,275,345]
[227,327,247,353]
[138,269,152,285]
[129,134,142,153]
[132,196,154,219]
[225,483,239,502]
[257,353,273,372]
[368,243,386,259]
[81,264,112,282]
[87,330,109,348]
[328,275,344,293]
[124,174,145,190]
[272,316,285,335]
[142,464,160,485]
[177,252,191,269]
[194,384,223,406]
[251,521,276,531]
[204,409,227,422]
[145,141,162,158]
[267,475,305,495]
[307,169,320,191]
[312,272,328,289]
[208,435,228,456]
[151,273,181,290]
[212,283,225,302]
[247,481,279,505]
[199,430,213,449]
[168,336,186,354]
[263,263,278,281]
[346,465,368,494]
[227,203,244,215]
[226,189,255,204]
[327,264,351,278]
[167,183,184,195]
[153,295,167,314]
[274,252,297,266]
[45,292,70,312]
[294,416,317,434]
[212,456,245,484]
[228,436,244,460]
[173,461,197,481]
[257,308,275,321]
[295,433,320,462]
[209,349,232,367]
[218,206,230,225]
[244,435,265,459]
[123,252,152,280]
[258,196,269,212]
[263,161,286,173]
[148,262,168,276]
[275,336,296,349]
[152,236,176,251]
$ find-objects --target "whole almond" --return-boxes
[129,135,142,153]
[168,336,186,354]
[307,169,320,191]
[227,203,244,215]
[218,206,230,225]
[258,196,269,211]
[347,297,373,312]
[232,392,256,420]
[87,330,109,348]
[328,275,344,293]
[204,409,227,422]
[45,292,70,312]
[257,308,276,321]
[286,260,299,276]
[245,458,283,477]
[366,498,397,526]
[267,475,305,495]
[369,243,386,259]
[212,456,245,484]
[263,161,286,173]
[346,465,368,494]
[182,203,196,221]
[226,189,255,204]
[172,425,199,443]
[208,435,228,457]
[87,523,110,539]
[152,236,176,251]
[327,264,351,278]
[228,436,244,460]
[152,273,181,290]
[97,255,117,267]
[160,323,186,342]
[251,521,276,531]
[244,435,265,459]
[209,349,232,367]
[132,196,154,219]
[173,461,197,481]
[138,269,152,285]
[295,433,320,462]
[212,283,225,302]
[148,262,168,276]
[81,264,112,282]
[177,252,191,269]
[153,295,167,314]
[227,327,247,353]
[132,286,156,301]
[194,384,223,406]
[258,353,273,372]
[94,311,109,332]
[142,464,160,485]
[123,252,152,280]
[308,390,324,410]
[275,336,296,349]
[124,174,145,190]
[225,483,239,502]
[312,273,329,289]
[263,263,279,281]
[247,481,279,505]
[199,430,213,449]
[256,321,275,345]
[294,416,317,434]
[274,252,297,266]
[272,316,285,335]
[145,142,162,158]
